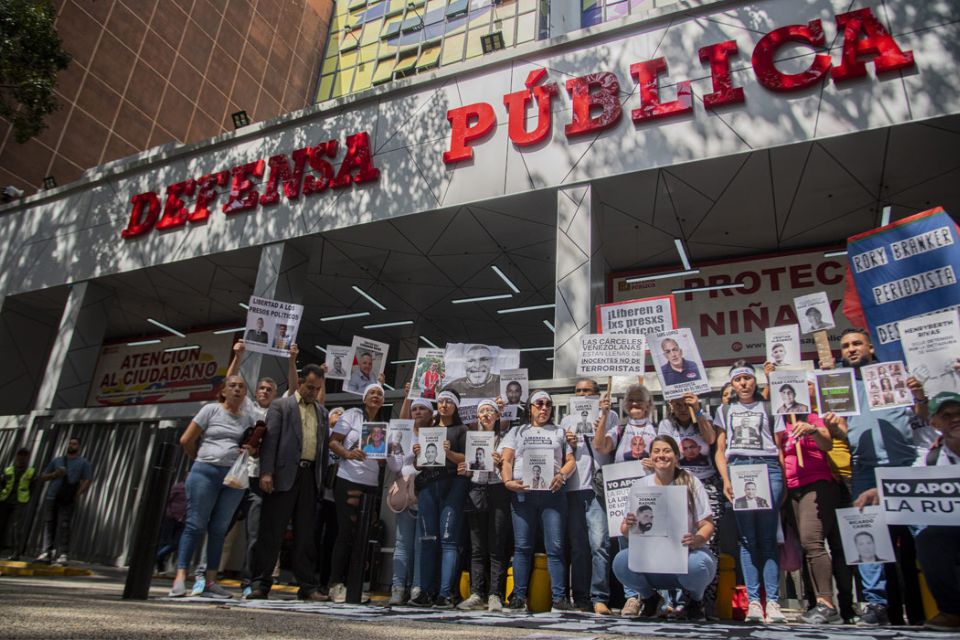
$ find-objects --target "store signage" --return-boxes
[444,7,915,164]
[121,131,380,239]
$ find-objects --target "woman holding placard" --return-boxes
[456,398,512,612]
[326,383,387,603]
[612,435,716,620]
[501,390,577,613]
[714,361,787,623]
[408,389,467,608]
[606,385,657,469]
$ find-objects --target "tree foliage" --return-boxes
[0,0,71,143]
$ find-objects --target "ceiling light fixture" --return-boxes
[451,293,513,304]
[127,339,162,347]
[352,285,387,310]
[363,320,414,329]
[674,238,692,270]
[543,320,555,333]
[238,302,250,310]
[420,336,440,348]
[626,269,700,283]
[671,283,746,294]
[519,346,554,352]
[823,250,848,258]
[497,303,555,314]
[314,345,327,353]
[321,311,371,321]
[163,344,200,353]
[147,318,186,338]
[212,327,246,335]
[390,359,416,364]
[491,265,520,293]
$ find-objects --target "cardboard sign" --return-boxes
[578,333,647,377]
[877,466,960,526]
[244,296,304,357]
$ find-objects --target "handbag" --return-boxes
[386,473,417,513]
[223,450,250,490]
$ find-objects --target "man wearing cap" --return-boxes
[0,448,36,560]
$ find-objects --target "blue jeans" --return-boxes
[511,490,567,601]
[418,475,468,597]
[176,462,245,572]
[613,548,717,601]
[853,471,886,605]
[567,489,610,604]
[730,456,783,602]
[393,508,422,590]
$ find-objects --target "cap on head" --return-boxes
[930,391,960,415]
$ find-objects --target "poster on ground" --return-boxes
[596,294,677,336]
[627,484,688,574]
[900,309,960,397]
[409,348,445,399]
[386,419,414,458]
[768,369,812,415]
[345,336,389,395]
[861,361,914,410]
[466,431,496,473]
[814,369,860,416]
[244,296,304,357]
[730,464,772,511]
[835,506,895,565]
[442,343,520,399]
[602,461,647,536]
[500,368,528,404]
[324,345,354,381]
[647,328,710,400]
[360,422,387,459]
[416,427,446,467]
[794,292,836,334]
[765,325,802,367]
[876,466,960,526]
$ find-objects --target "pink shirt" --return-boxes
[781,413,836,489]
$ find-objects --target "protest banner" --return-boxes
[900,309,960,396]
[442,343,520,399]
[243,296,304,357]
[835,506,895,565]
[523,449,552,490]
[768,369,812,416]
[87,332,233,406]
[409,348,445,399]
[861,361,914,410]
[324,345,354,381]
[876,466,960,526]
[730,464,773,511]
[845,206,960,362]
[627,484,688,574]
[602,461,647,536]
[647,328,711,400]
[360,422,387,459]
[814,369,860,416]
[416,427,446,467]
[794,291,836,334]
[466,431,495,473]
[765,325,801,367]
[458,399,480,426]
[568,397,599,437]
[345,336,389,394]
[500,368,528,404]
[577,334,647,378]
[596,294,677,336]
[386,419,414,458]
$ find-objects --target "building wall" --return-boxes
[0,0,334,195]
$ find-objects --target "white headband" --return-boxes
[436,390,460,408]
[729,367,755,383]
[529,390,552,406]
[477,399,499,414]
[410,397,434,411]
[362,383,384,399]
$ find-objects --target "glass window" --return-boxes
[495,0,516,20]
[440,31,465,65]
[518,0,535,12]
[372,55,397,84]
[353,61,375,92]
[465,27,484,59]
[516,10,535,43]
[339,49,359,68]
[425,0,446,17]
[446,0,469,18]
[331,67,356,98]
[316,74,335,102]
[498,16,516,46]
[348,0,367,10]
[360,42,380,63]
[393,46,420,78]
[417,41,442,70]
[361,19,384,44]
[382,19,402,38]
[401,13,424,33]
[321,56,341,75]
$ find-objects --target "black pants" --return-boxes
[251,465,318,596]
[0,502,25,555]
[466,483,512,599]
[329,478,377,587]
[315,497,338,589]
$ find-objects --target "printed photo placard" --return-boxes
[324,345,354,381]
[794,291,836,334]
[768,369,812,416]
[836,506,895,565]
[360,422,388,459]
[730,464,773,511]
[409,348,445,399]
[568,397,600,437]
[765,325,801,367]
[627,484,688,574]
[647,328,711,400]
[862,361,914,410]
[814,368,861,416]
[466,431,496,473]
[416,427,447,467]
[602,461,647,535]
[442,343,520,399]
[345,336,389,395]
[500,368,529,404]
[386,419,414,458]
[523,448,553,490]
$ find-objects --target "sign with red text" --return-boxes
[87,333,234,406]
[611,249,849,366]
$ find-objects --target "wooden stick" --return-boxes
[689,406,698,423]
[791,414,804,467]
[813,330,835,369]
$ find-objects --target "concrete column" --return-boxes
[553,184,607,378]
[239,241,308,393]
[34,282,113,410]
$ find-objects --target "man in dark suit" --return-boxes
[245,317,269,344]
[246,364,328,600]
[734,481,770,509]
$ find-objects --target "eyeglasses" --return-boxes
[533,400,552,409]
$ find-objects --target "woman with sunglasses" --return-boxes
[456,398,512,612]
[501,390,577,613]
[408,389,468,608]
[714,361,787,623]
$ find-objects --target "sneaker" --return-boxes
[242,586,252,599]
[244,589,269,600]
[746,600,765,623]
[506,596,527,613]
[328,583,347,604]
[36,551,51,563]
[53,554,68,566]
[858,603,889,626]
[433,596,455,609]
[641,593,664,619]
[201,582,232,599]
[925,612,960,632]
[573,599,592,612]
[765,601,787,623]
[684,599,705,621]
[457,593,485,611]
[620,597,641,617]
[407,591,434,607]
[487,595,503,612]
[388,586,407,606]
[168,579,187,597]
[801,602,842,625]
[593,602,611,616]
[551,599,575,613]
[191,577,206,597]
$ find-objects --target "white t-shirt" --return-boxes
[562,411,619,491]
[714,401,783,459]
[243,397,268,478]
[332,407,380,487]
[637,472,711,534]
[913,444,960,467]
[657,415,717,481]
[614,419,657,464]
[502,423,567,482]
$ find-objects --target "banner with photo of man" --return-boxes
[442,343,519,399]
[243,296,304,357]
[409,347,445,399]
[627,484,688,574]
[345,336,389,395]
[647,328,710,400]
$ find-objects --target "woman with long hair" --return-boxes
[168,375,256,598]
[326,383,387,603]
[714,361,787,623]
[408,389,468,608]
[612,435,717,620]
